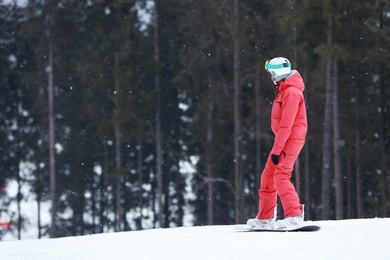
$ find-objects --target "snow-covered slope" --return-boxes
[0,218,388,260]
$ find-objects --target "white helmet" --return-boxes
[265,57,292,83]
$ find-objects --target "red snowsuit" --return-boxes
[257,70,307,219]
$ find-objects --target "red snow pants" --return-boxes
[256,138,304,220]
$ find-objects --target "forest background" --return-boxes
[0,0,389,239]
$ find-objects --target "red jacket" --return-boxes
[271,71,307,155]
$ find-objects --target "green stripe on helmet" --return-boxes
[265,62,291,70]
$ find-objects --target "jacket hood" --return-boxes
[278,70,305,92]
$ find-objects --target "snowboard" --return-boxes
[234,224,320,232]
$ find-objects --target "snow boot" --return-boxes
[275,204,305,230]
[246,206,277,229]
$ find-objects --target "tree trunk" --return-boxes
[114,127,122,232]
[346,156,352,219]
[354,88,362,218]
[255,76,262,191]
[303,137,311,219]
[378,63,388,217]
[320,16,333,220]
[36,167,42,238]
[136,138,143,230]
[291,15,301,201]
[206,84,214,225]
[175,169,184,227]
[17,162,21,240]
[333,56,343,220]
[90,170,96,234]
[302,68,311,220]
[233,0,242,224]
[48,45,57,238]
[100,141,109,233]
[114,53,123,232]
[153,0,164,228]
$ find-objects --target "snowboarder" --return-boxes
[247,57,308,230]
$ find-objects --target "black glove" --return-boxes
[271,154,279,165]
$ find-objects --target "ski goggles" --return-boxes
[264,61,274,80]
[264,61,271,77]
[264,60,291,70]
[264,60,271,71]
[264,60,277,84]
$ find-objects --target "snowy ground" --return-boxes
[0,218,389,260]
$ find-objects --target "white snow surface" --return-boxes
[0,218,389,260]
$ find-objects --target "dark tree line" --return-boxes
[0,0,389,239]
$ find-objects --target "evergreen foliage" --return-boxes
[0,0,389,238]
